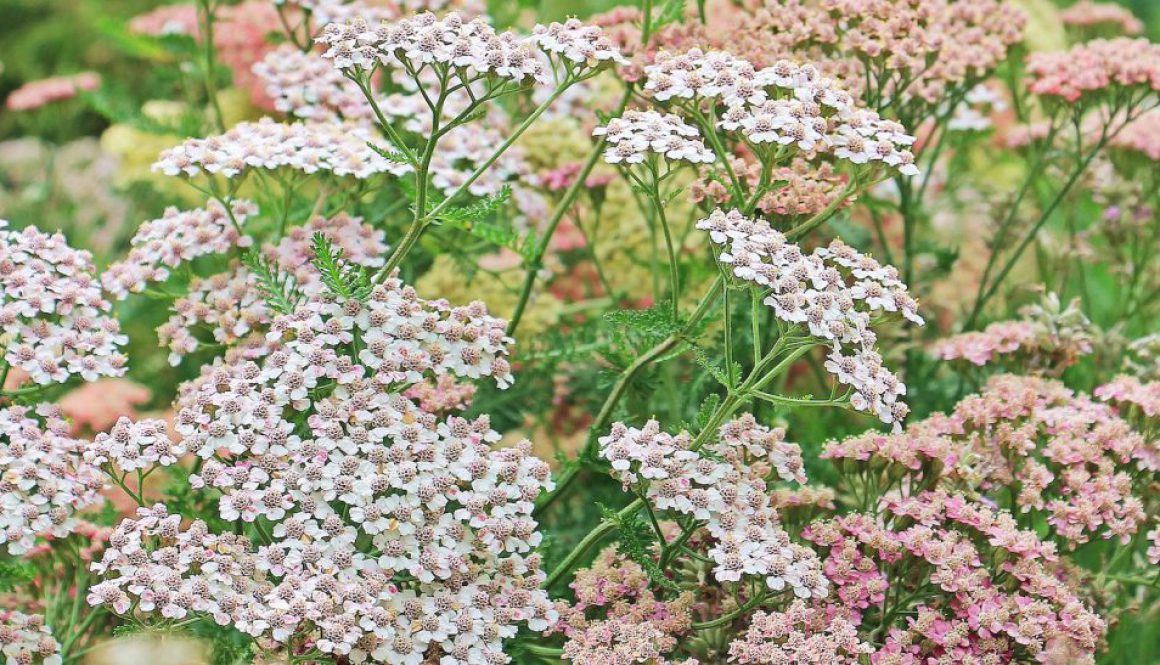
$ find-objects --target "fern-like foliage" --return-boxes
[242,249,304,315]
[600,505,679,591]
[311,233,373,301]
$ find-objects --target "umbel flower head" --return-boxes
[697,209,923,425]
[0,221,127,385]
[825,374,1155,548]
[153,117,411,181]
[318,12,548,81]
[89,277,556,664]
[1025,37,1160,103]
[101,199,258,300]
[317,12,624,81]
[803,490,1105,663]
[0,405,105,556]
[599,415,828,599]
[641,49,920,175]
[593,110,716,165]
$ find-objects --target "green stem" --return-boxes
[197,0,225,132]
[534,277,724,515]
[544,498,643,588]
[508,85,633,335]
[691,593,768,630]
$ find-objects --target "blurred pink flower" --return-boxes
[5,72,100,111]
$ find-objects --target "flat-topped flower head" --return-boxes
[91,276,555,662]
[593,110,716,165]
[529,18,626,68]
[599,415,826,599]
[101,200,258,299]
[803,494,1104,663]
[828,374,1154,548]
[930,293,1094,373]
[1061,1,1144,35]
[318,12,547,83]
[0,405,105,556]
[0,221,127,385]
[253,45,378,122]
[153,117,411,180]
[728,600,871,664]
[5,72,100,112]
[1026,38,1160,103]
[642,49,919,175]
[697,208,922,425]
[752,0,1025,105]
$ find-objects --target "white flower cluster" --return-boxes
[0,610,61,665]
[85,417,181,473]
[599,415,828,599]
[157,213,388,364]
[153,117,411,180]
[0,221,127,385]
[253,45,378,122]
[0,405,104,556]
[91,282,555,663]
[593,110,716,165]
[318,13,547,82]
[697,209,923,425]
[101,200,257,299]
[644,50,919,175]
[529,18,627,67]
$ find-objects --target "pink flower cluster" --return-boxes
[551,546,695,665]
[1026,38,1160,103]
[698,208,922,424]
[158,213,388,363]
[85,417,181,474]
[153,117,411,180]
[804,491,1105,664]
[643,49,919,175]
[932,294,1094,372]
[91,280,556,662]
[728,600,871,664]
[0,221,127,385]
[755,0,1024,104]
[0,610,61,665]
[599,416,827,598]
[1060,1,1144,35]
[1111,110,1160,161]
[1095,375,1160,418]
[930,321,1037,366]
[593,110,716,165]
[101,200,258,299]
[0,405,105,556]
[827,374,1154,548]
[5,72,100,111]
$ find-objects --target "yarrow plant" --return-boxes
[5,0,1160,662]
